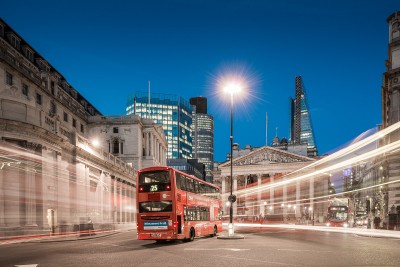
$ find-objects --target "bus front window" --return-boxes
[328,209,348,222]
[139,170,170,184]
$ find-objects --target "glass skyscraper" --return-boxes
[190,97,214,183]
[126,92,192,159]
[289,76,318,157]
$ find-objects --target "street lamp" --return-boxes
[224,82,242,237]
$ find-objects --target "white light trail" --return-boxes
[236,137,400,198]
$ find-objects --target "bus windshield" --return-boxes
[328,206,348,222]
[139,170,170,184]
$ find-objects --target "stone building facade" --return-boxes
[382,12,400,213]
[213,146,329,222]
[0,19,137,237]
[88,115,167,171]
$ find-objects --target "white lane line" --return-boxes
[93,242,136,249]
[211,254,303,267]
[184,248,250,251]
[259,230,296,234]
[278,248,332,253]
[15,265,38,267]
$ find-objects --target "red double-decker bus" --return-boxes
[136,166,222,242]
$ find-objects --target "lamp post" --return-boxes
[224,83,241,237]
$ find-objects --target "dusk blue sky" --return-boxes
[3,1,399,162]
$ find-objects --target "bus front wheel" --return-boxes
[187,228,195,242]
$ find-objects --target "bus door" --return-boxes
[177,215,182,234]
[183,205,188,235]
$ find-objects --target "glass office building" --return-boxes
[190,97,214,183]
[126,92,192,159]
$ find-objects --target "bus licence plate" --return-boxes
[151,233,161,237]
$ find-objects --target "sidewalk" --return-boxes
[0,229,136,245]
[224,222,400,239]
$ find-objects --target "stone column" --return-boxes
[148,133,152,157]
[296,180,301,219]
[154,140,158,163]
[269,176,274,214]
[100,171,105,222]
[25,165,37,226]
[221,176,227,215]
[84,164,89,222]
[132,185,137,224]
[121,183,126,224]
[112,178,117,226]
[257,174,262,216]
[0,162,6,226]
[119,180,123,224]
[283,178,287,220]
[310,177,314,222]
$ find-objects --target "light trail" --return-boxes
[234,137,400,198]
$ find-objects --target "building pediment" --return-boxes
[220,146,315,168]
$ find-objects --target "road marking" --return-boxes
[184,248,250,251]
[278,248,332,253]
[93,242,136,249]
[211,254,302,266]
[15,265,38,267]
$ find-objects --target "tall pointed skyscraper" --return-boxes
[289,76,318,157]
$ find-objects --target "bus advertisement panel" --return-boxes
[136,166,222,242]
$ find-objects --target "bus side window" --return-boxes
[187,177,194,192]
[181,174,187,191]
[199,183,205,194]
[176,173,181,190]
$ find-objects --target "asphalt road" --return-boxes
[1,227,399,267]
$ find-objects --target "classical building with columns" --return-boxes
[87,115,167,170]
[0,19,139,237]
[213,145,329,222]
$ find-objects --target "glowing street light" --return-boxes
[224,81,242,237]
